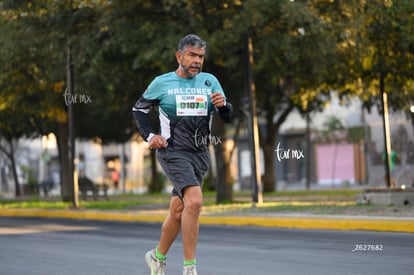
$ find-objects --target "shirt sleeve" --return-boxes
[132,81,161,141]
[217,102,233,123]
[211,76,234,123]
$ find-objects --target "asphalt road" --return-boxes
[0,217,413,275]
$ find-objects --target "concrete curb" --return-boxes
[1,209,414,233]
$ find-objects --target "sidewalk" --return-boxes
[2,186,414,233]
[1,206,414,233]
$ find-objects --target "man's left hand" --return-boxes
[210,92,226,108]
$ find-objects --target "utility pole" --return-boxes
[380,89,392,188]
[67,46,78,207]
[244,34,263,205]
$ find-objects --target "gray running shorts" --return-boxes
[156,147,210,198]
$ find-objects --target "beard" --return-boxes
[180,63,202,78]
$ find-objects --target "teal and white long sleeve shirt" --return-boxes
[132,71,233,151]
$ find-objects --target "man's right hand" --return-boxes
[149,135,168,149]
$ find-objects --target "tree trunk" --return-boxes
[56,122,72,202]
[212,113,232,203]
[262,105,277,192]
[9,140,21,196]
[150,149,161,193]
[262,102,294,193]
[215,143,233,203]
[262,143,276,192]
[214,143,233,203]
[0,140,21,196]
[9,141,20,196]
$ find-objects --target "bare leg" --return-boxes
[181,186,203,261]
[157,196,184,255]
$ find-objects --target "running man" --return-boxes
[132,34,233,275]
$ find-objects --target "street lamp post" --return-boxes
[380,90,392,188]
[244,34,263,205]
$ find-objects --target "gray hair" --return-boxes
[177,34,206,53]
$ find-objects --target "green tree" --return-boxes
[0,0,109,200]
[0,1,65,196]
[320,0,414,110]
[355,0,414,111]
[331,0,414,187]
[229,0,338,192]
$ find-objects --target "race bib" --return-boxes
[176,95,208,116]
